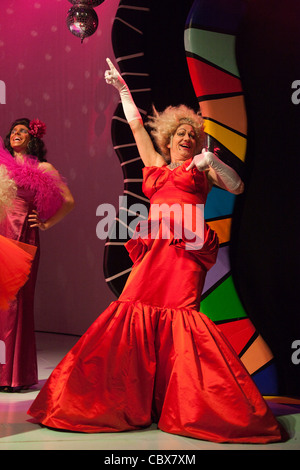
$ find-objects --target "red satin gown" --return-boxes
[28,161,284,443]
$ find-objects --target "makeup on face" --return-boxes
[10,125,31,153]
[168,124,196,161]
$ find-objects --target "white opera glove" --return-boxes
[104,58,142,123]
[186,149,243,194]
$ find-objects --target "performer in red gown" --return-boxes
[0,119,75,391]
[27,59,285,443]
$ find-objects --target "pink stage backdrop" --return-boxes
[0,0,123,335]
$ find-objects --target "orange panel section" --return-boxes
[200,96,247,136]
[240,335,274,375]
[207,218,231,244]
[264,396,300,405]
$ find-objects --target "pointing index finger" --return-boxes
[106,58,115,71]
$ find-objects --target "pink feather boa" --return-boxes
[0,138,65,220]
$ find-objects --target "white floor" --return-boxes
[0,332,299,451]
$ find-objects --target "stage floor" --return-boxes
[0,332,299,451]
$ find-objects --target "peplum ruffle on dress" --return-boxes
[27,160,284,443]
[0,235,35,310]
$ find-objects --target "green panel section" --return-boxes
[201,275,247,322]
[184,28,239,77]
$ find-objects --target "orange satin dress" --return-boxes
[28,161,284,443]
[0,234,34,311]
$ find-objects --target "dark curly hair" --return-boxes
[4,118,47,162]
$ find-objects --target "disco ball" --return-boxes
[68,0,104,6]
[66,4,99,43]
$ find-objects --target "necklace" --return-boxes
[167,161,186,169]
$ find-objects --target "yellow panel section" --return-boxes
[203,119,247,161]
[207,218,231,244]
[240,335,274,375]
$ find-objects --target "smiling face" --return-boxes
[10,125,31,154]
[168,124,197,163]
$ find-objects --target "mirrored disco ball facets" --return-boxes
[66,2,102,43]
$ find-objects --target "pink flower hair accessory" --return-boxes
[29,119,47,139]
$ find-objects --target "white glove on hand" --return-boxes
[186,148,243,193]
[105,58,142,123]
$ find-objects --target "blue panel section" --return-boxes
[204,186,236,220]
[186,0,247,35]
[252,363,279,396]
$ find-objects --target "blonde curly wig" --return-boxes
[146,104,205,162]
[0,165,17,221]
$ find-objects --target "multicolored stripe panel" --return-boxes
[105,0,278,394]
[185,0,278,393]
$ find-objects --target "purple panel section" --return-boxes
[202,245,230,294]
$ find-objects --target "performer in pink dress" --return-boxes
[0,118,74,392]
[27,60,285,443]
[0,165,34,310]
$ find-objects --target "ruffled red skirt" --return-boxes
[28,233,284,443]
